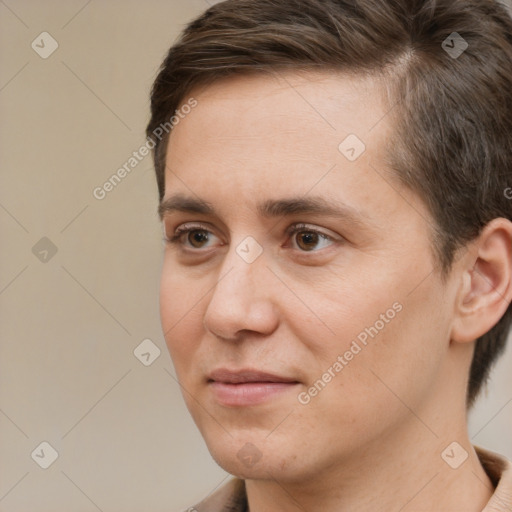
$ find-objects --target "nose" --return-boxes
[203,248,279,341]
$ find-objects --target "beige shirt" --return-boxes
[188,447,512,512]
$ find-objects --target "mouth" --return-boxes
[207,368,300,407]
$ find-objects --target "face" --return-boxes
[159,72,460,484]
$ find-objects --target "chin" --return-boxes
[204,431,305,482]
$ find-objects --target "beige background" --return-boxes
[0,1,511,511]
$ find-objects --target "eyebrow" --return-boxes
[257,197,366,225]
[158,194,368,226]
[158,194,214,219]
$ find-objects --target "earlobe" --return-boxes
[451,218,512,344]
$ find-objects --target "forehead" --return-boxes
[163,71,416,223]
[167,71,390,163]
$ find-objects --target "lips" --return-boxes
[208,368,298,384]
[207,368,300,407]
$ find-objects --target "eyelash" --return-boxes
[163,222,338,252]
[285,223,335,248]
[164,223,213,246]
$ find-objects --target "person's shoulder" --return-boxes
[180,478,247,512]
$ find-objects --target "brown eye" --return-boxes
[187,230,210,248]
[295,231,321,251]
[288,224,336,252]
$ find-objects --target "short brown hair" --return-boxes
[147,0,512,406]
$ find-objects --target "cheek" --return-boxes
[159,261,205,374]
[309,277,449,420]
[283,266,407,364]
[291,261,447,392]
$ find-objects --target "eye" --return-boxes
[287,224,337,252]
[165,223,221,250]
[184,229,212,249]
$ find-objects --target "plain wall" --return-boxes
[1,1,511,511]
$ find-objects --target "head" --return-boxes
[148,0,512,482]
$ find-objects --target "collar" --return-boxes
[192,478,247,512]
[477,446,512,512]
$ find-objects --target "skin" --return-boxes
[159,72,512,511]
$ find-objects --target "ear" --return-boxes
[451,218,512,344]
